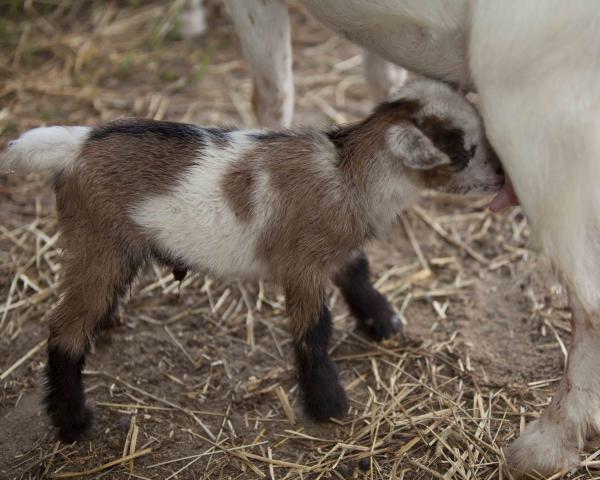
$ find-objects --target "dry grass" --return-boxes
[0,1,597,479]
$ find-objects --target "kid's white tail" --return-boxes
[2,126,90,174]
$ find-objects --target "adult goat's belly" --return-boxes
[300,0,470,86]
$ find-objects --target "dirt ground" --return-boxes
[0,2,592,479]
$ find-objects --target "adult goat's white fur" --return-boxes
[222,0,600,476]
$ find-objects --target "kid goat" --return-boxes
[3,80,502,442]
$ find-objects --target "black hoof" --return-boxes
[359,312,402,342]
[55,406,93,444]
[304,378,348,422]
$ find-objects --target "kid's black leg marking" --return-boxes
[336,252,401,341]
[44,345,92,443]
[295,307,348,421]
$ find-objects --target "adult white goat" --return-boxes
[223,0,600,476]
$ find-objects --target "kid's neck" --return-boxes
[326,121,421,234]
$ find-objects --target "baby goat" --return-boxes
[3,80,502,442]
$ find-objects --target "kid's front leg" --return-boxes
[285,281,348,421]
[335,251,401,341]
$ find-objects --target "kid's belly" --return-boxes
[131,197,269,280]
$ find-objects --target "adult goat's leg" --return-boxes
[181,0,207,38]
[224,0,294,127]
[470,3,600,475]
[362,49,407,102]
[508,293,600,476]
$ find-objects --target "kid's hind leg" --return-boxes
[334,251,401,342]
[45,246,142,443]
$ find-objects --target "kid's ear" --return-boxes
[386,124,451,170]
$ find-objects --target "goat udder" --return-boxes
[489,175,519,212]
